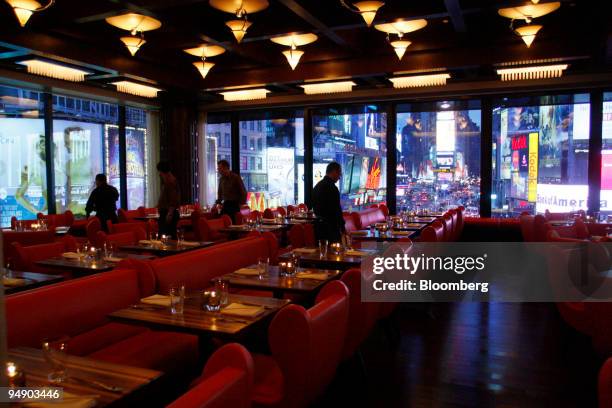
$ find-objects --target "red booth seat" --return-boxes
[352,208,386,230]
[97,229,145,248]
[599,358,612,408]
[169,343,254,408]
[38,211,74,228]
[10,217,41,230]
[118,208,144,223]
[343,212,359,233]
[127,234,278,294]
[195,216,232,242]
[11,237,77,277]
[2,230,57,265]
[108,221,149,236]
[420,220,445,242]
[5,268,198,374]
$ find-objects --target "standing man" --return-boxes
[216,159,247,224]
[312,162,345,242]
[157,161,181,238]
[85,174,119,232]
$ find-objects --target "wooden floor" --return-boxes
[320,302,601,407]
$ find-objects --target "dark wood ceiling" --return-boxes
[0,0,609,99]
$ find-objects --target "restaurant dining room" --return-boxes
[0,0,611,407]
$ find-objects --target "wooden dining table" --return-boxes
[7,347,162,407]
[119,240,215,256]
[3,270,63,294]
[35,257,115,275]
[279,248,378,271]
[108,294,289,340]
[350,229,418,242]
[224,265,342,299]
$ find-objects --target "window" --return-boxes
[241,135,247,149]
[224,133,230,148]
[53,94,115,215]
[600,92,612,215]
[124,107,149,209]
[204,121,232,206]
[313,105,387,211]
[0,85,47,227]
[396,100,481,215]
[242,122,246,130]
[491,94,590,217]
[239,113,304,210]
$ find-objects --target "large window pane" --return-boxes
[0,85,46,227]
[239,112,304,211]
[53,94,117,215]
[491,94,590,217]
[396,101,481,215]
[125,107,149,210]
[204,121,232,206]
[313,106,387,211]
[601,92,612,215]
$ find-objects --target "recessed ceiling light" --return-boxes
[300,81,356,95]
[219,88,269,101]
[496,64,568,81]
[18,59,91,82]
[112,81,161,98]
[388,73,450,88]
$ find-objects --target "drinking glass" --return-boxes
[42,338,69,383]
[169,285,185,315]
[257,257,269,279]
[213,278,230,306]
[318,240,328,257]
[202,290,221,312]
[176,229,185,246]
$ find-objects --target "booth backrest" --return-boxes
[97,229,145,248]
[420,220,445,242]
[86,218,102,244]
[343,213,359,232]
[134,236,277,294]
[289,224,305,248]
[455,206,465,239]
[263,208,281,219]
[118,208,144,223]
[448,210,460,241]
[352,208,385,230]
[5,268,152,348]
[39,211,74,228]
[2,230,56,264]
[441,214,454,242]
[10,217,41,230]
[196,216,232,241]
[12,238,76,274]
[268,281,349,408]
[108,221,149,236]
[303,223,316,247]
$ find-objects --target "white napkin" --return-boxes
[234,268,261,276]
[392,230,412,236]
[139,240,161,245]
[62,252,83,260]
[140,294,171,307]
[293,248,318,254]
[3,277,27,286]
[220,302,264,317]
[295,271,329,281]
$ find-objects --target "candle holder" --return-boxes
[202,290,221,312]
[329,242,344,255]
[279,261,296,277]
[6,361,26,387]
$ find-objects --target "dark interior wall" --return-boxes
[159,93,198,205]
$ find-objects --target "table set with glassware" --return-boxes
[118,232,215,256]
[1,268,63,294]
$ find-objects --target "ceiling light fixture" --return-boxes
[5,0,54,27]
[112,81,161,98]
[219,88,269,101]
[339,0,384,27]
[210,0,268,43]
[514,24,542,48]
[375,19,427,61]
[271,33,318,70]
[183,44,226,79]
[18,59,91,82]
[496,64,568,81]
[105,13,162,56]
[389,73,451,88]
[300,81,356,95]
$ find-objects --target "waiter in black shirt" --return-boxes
[312,162,345,242]
[85,174,119,232]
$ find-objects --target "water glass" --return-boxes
[42,338,69,383]
[257,257,269,279]
[160,234,170,246]
[213,278,229,306]
[318,240,328,257]
[169,285,185,315]
[202,290,221,312]
[176,229,185,245]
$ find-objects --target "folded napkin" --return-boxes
[228,225,245,229]
[180,241,200,247]
[350,230,368,236]
[62,252,83,260]
[296,271,329,281]
[220,302,264,318]
[392,230,412,236]
[3,277,27,287]
[103,256,122,263]
[23,392,97,408]
[345,249,370,257]
[234,268,261,276]
[140,294,171,307]
[139,239,161,245]
[293,248,318,254]
[259,225,279,230]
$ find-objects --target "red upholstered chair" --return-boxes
[441,214,454,242]
[343,212,359,233]
[251,280,349,408]
[353,208,386,230]
[118,208,143,223]
[420,220,445,242]
[11,237,77,276]
[169,343,254,408]
[302,223,316,247]
[2,230,56,266]
[263,208,279,219]
[600,358,612,408]
[297,203,308,212]
[39,211,75,228]
[86,218,102,244]
[448,209,460,241]
[196,215,232,242]
[378,203,389,217]
[97,229,145,249]
[286,205,296,215]
[276,207,287,217]
[519,215,535,242]
[108,221,148,236]
[142,207,159,216]
[340,269,381,360]
[456,206,465,240]
[288,224,305,249]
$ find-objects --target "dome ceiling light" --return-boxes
[5,0,54,27]
[374,19,427,61]
[183,44,226,79]
[338,0,384,27]
[105,13,162,56]
[498,2,560,48]
[270,33,318,70]
[209,0,269,43]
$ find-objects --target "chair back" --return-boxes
[441,214,454,242]
[168,343,254,408]
[268,281,349,408]
[11,239,75,274]
[421,220,445,242]
[117,208,142,223]
[196,215,232,241]
[343,213,359,233]
[86,218,102,244]
[288,224,305,248]
[303,223,316,247]
[97,230,144,248]
[2,230,56,265]
[40,211,74,228]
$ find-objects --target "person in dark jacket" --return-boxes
[312,162,345,242]
[216,159,247,224]
[85,174,119,232]
[157,161,181,238]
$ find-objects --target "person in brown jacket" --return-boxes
[216,159,247,224]
[157,161,181,238]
